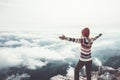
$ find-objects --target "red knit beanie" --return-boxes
[81,27,90,37]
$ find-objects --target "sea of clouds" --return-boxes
[0,31,120,80]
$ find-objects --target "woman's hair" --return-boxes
[81,27,90,37]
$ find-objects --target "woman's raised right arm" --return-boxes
[59,35,81,43]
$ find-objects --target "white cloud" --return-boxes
[0,45,75,69]
[24,58,47,70]
[0,47,49,69]
[66,66,74,77]
[5,40,20,46]
[93,40,115,48]
[0,32,78,69]
[19,39,32,47]
[93,58,102,66]
[0,48,23,68]
[6,73,30,80]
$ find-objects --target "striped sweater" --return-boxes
[65,35,101,61]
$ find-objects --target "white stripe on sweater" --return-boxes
[79,57,92,61]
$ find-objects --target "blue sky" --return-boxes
[0,0,120,33]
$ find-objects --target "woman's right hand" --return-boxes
[59,35,66,40]
[99,33,102,36]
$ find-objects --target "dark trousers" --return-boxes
[74,60,92,80]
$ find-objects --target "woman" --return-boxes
[59,27,102,80]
